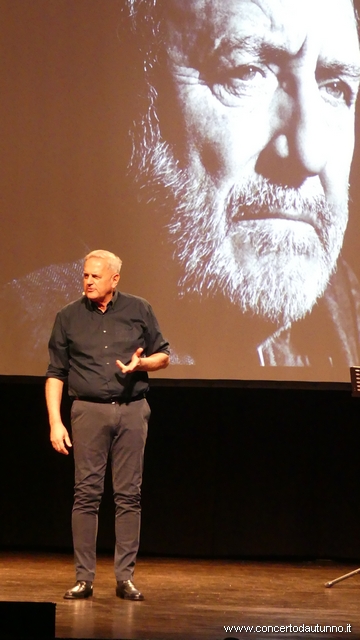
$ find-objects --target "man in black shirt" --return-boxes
[45,249,170,601]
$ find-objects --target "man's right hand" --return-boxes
[50,422,72,455]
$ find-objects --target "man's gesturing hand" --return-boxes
[50,422,72,455]
[116,348,144,374]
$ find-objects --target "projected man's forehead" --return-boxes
[161,0,360,86]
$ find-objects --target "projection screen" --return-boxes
[2,0,360,383]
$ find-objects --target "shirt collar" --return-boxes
[87,290,119,311]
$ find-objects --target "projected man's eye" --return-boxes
[319,79,354,107]
[227,65,266,84]
[214,65,269,97]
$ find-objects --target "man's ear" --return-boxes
[112,273,120,288]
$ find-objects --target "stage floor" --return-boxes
[1,551,360,639]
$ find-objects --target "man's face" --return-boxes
[83,257,119,305]
[132,0,360,325]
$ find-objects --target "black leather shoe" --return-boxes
[116,579,144,601]
[64,580,93,600]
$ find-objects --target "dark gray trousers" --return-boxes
[70,398,150,582]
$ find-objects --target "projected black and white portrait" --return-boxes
[125,0,360,373]
[1,0,360,381]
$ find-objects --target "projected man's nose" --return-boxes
[256,82,328,187]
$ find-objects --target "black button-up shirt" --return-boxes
[46,291,170,400]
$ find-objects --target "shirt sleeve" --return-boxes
[144,303,170,357]
[46,311,70,380]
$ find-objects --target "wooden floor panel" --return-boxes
[1,552,360,639]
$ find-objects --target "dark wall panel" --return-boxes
[1,380,360,560]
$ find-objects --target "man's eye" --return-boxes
[232,65,265,82]
[221,65,266,91]
[319,79,353,107]
[210,63,275,107]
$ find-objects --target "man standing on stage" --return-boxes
[45,249,170,600]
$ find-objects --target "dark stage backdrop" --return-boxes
[2,379,360,560]
[2,0,360,383]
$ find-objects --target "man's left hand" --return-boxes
[116,348,144,374]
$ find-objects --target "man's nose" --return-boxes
[287,81,328,175]
[257,80,328,186]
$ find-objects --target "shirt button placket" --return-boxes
[102,320,110,368]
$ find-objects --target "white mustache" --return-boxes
[225,179,332,240]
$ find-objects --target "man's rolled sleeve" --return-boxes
[145,303,170,356]
[46,311,70,381]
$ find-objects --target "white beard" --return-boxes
[130,121,348,326]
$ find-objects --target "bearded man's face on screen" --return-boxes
[128,0,360,328]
